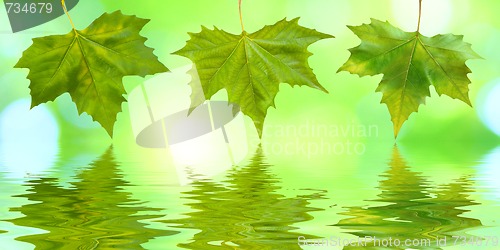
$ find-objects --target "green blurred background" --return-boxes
[1,0,498,150]
[0,0,498,183]
[0,1,498,199]
[1,1,500,249]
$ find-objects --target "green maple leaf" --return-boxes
[15,11,168,136]
[339,19,480,137]
[175,18,333,137]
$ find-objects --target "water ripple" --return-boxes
[335,147,483,249]
[163,146,327,249]
[4,147,178,249]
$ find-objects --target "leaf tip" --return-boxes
[391,114,409,139]
[187,104,200,116]
[369,18,382,24]
[253,120,265,139]
[172,47,185,57]
[159,65,170,74]
[393,125,401,139]
[290,17,300,23]
[470,49,483,60]
[323,33,335,39]
[13,62,22,69]
[465,98,473,107]
[105,128,114,138]
[257,130,263,139]
[317,84,329,94]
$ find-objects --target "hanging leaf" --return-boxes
[339,19,480,137]
[15,11,168,136]
[176,18,333,137]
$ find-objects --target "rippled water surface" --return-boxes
[1,142,499,249]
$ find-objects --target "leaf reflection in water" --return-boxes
[5,147,178,249]
[335,147,483,249]
[164,146,327,249]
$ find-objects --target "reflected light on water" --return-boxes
[163,146,325,249]
[477,147,500,200]
[478,80,500,136]
[0,99,59,178]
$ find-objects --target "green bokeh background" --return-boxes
[1,1,500,249]
[1,0,498,150]
[0,0,498,188]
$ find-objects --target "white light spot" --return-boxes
[478,80,500,136]
[0,99,60,178]
[392,0,452,35]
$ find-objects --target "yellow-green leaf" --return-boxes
[339,19,480,137]
[15,11,168,136]
[175,18,333,137]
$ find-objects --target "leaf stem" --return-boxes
[417,0,422,33]
[239,0,245,32]
[61,0,77,32]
